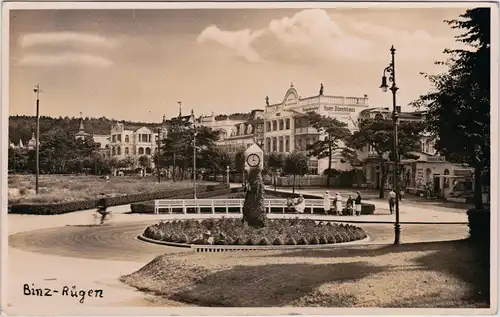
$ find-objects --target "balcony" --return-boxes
[294,127,319,135]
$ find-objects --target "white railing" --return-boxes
[154,198,325,215]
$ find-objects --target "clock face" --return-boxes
[246,153,261,167]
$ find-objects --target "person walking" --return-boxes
[388,189,396,214]
[354,191,362,216]
[323,190,331,215]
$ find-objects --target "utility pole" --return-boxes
[33,84,41,194]
[157,127,161,183]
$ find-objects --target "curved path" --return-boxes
[9,219,469,262]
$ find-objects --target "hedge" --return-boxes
[264,189,376,215]
[9,184,229,215]
[467,208,490,248]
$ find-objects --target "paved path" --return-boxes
[264,186,469,224]
[6,198,470,313]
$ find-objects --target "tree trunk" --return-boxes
[474,166,484,209]
[293,174,296,193]
[242,168,267,228]
[379,160,386,199]
[326,136,332,188]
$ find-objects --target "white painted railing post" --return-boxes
[211,200,215,214]
[225,201,229,214]
[239,201,243,213]
[154,200,159,214]
[183,201,186,214]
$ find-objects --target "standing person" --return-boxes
[354,191,362,216]
[388,189,396,214]
[335,192,343,215]
[346,195,354,215]
[323,190,331,215]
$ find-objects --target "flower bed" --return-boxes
[142,218,368,246]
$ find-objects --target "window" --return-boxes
[125,135,129,143]
[279,120,284,130]
[266,122,271,132]
[112,135,116,143]
[117,134,122,142]
[272,121,277,131]
[112,147,116,155]
[285,119,290,130]
[125,147,129,155]
[285,136,290,152]
[117,147,121,155]
[138,147,144,155]
[146,147,151,155]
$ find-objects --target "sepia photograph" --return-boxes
[1,1,497,315]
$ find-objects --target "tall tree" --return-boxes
[266,152,284,191]
[306,113,352,186]
[138,155,152,171]
[412,8,490,209]
[283,151,309,193]
[346,116,425,198]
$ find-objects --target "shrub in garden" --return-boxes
[233,237,245,245]
[273,237,284,245]
[259,237,271,246]
[297,236,308,245]
[319,236,328,244]
[309,236,320,245]
[245,237,256,246]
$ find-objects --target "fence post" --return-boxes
[211,200,215,214]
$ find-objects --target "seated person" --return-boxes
[294,195,306,214]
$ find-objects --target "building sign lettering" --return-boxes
[427,156,446,162]
[324,105,356,113]
[302,106,319,112]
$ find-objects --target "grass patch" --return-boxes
[8,174,208,204]
[121,239,489,308]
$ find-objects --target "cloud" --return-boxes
[18,32,119,49]
[267,9,374,60]
[196,25,265,62]
[196,9,455,64]
[17,53,113,67]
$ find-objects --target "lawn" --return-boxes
[121,239,490,308]
[7,174,206,205]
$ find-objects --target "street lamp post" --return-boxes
[33,84,41,194]
[226,165,230,184]
[379,45,401,245]
[192,109,197,200]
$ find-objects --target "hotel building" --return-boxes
[211,83,370,174]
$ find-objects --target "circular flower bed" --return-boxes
[142,218,368,246]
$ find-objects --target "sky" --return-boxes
[8,6,472,122]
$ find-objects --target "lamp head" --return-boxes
[379,76,389,92]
